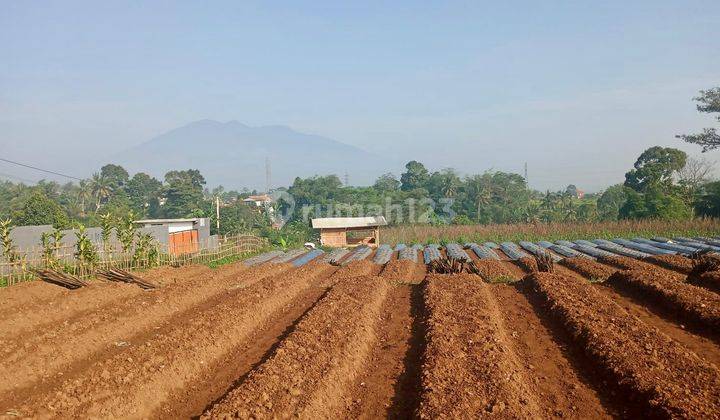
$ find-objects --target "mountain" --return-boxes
[110,120,397,190]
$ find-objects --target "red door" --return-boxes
[169,230,199,256]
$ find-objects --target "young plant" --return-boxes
[40,231,57,268]
[0,218,19,263]
[74,225,99,272]
[117,211,137,254]
[99,212,114,257]
[133,233,159,267]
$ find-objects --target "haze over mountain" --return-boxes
[111,120,398,190]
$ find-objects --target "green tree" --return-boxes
[163,169,206,218]
[90,172,113,212]
[12,190,70,228]
[597,184,627,221]
[694,181,720,217]
[677,87,720,151]
[427,168,462,200]
[214,201,265,235]
[400,161,430,191]
[126,172,163,216]
[565,184,578,197]
[624,146,687,192]
[99,164,130,190]
[620,187,692,220]
[373,173,400,192]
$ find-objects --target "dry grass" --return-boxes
[382,218,720,245]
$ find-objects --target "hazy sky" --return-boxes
[1,1,719,191]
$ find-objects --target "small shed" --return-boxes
[134,218,210,255]
[311,216,387,248]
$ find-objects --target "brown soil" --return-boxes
[599,255,685,280]
[608,268,720,333]
[560,257,617,281]
[644,254,694,274]
[331,259,381,280]
[689,270,720,295]
[594,283,720,367]
[4,261,314,417]
[0,261,288,397]
[0,281,141,339]
[526,272,720,418]
[138,263,214,285]
[515,256,539,273]
[0,264,217,341]
[471,259,517,282]
[0,279,70,312]
[4,251,720,418]
[418,273,541,418]
[159,263,338,418]
[381,259,417,283]
[492,283,615,418]
[202,275,390,418]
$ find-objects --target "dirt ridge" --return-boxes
[203,275,391,419]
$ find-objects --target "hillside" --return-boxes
[111,120,395,189]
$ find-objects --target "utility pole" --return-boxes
[216,196,220,231]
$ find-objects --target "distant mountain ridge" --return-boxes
[111,120,395,189]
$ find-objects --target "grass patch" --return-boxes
[383,218,720,246]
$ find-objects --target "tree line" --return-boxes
[1,86,718,244]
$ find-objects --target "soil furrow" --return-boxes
[6,262,326,418]
[418,273,541,418]
[560,257,617,282]
[689,270,720,295]
[607,268,720,333]
[158,265,338,419]
[0,264,218,340]
[202,275,391,419]
[344,263,427,419]
[594,283,720,367]
[526,272,720,418]
[599,255,685,279]
[381,259,417,283]
[643,254,694,275]
[493,283,615,418]
[0,262,288,397]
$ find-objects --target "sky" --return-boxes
[1,0,719,191]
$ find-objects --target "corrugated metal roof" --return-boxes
[311,216,387,229]
[134,218,200,224]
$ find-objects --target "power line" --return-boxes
[0,157,83,181]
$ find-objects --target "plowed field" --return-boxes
[3,249,720,419]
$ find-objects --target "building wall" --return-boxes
[320,228,347,247]
[6,218,211,252]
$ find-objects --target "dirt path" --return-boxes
[4,262,324,418]
[492,283,615,419]
[419,273,542,418]
[343,260,428,419]
[202,275,391,419]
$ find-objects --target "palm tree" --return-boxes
[90,173,113,212]
[76,179,92,216]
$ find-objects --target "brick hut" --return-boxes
[311,216,387,248]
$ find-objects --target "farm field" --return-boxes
[3,237,720,418]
